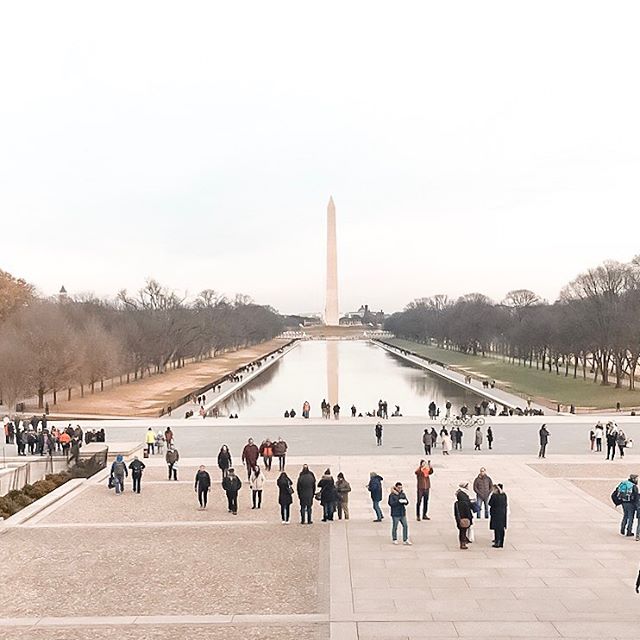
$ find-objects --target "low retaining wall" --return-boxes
[0,458,69,495]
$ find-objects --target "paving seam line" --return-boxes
[24,520,271,529]
[0,614,329,629]
[555,478,621,517]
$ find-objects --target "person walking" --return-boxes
[430,427,438,450]
[273,437,288,471]
[166,444,179,480]
[222,468,242,515]
[375,422,383,446]
[129,456,146,494]
[318,468,338,521]
[389,482,411,545]
[415,459,433,521]
[296,464,316,524]
[259,439,273,471]
[441,429,452,455]
[422,429,432,455]
[606,423,618,461]
[486,426,494,450]
[474,427,483,451]
[336,472,351,520]
[367,471,384,522]
[617,429,628,458]
[615,474,638,537]
[595,422,604,453]
[145,428,156,455]
[473,467,493,519]
[194,465,211,509]
[489,483,508,548]
[217,445,232,479]
[538,424,550,458]
[164,427,173,449]
[454,482,474,550]
[277,471,294,524]
[250,465,265,509]
[241,438,260,480]
[110,455,128,495]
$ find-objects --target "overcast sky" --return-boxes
[1,1,639,314]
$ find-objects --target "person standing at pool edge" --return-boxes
[375,422,383,446]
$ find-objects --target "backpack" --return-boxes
[616,481,634,503]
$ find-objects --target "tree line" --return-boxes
[385,256,640,390]
[0,272,284,410]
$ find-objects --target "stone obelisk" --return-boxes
[325,196,339,325]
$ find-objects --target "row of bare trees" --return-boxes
[0,276,284,410]
[385,256,640,390]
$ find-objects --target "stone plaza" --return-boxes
[1,437,639,640]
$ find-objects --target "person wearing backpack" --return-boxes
[110,455,128,495]
[367,472,384,522]
[616,474,638,537]
[128,456,146,494]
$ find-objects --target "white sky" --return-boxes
[1,1,639,314]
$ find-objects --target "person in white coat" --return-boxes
[250,465,265,509]
[441,429,452,455]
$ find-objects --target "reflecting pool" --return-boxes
[218,340,482,418]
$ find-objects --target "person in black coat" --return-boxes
[277,472,294,523]
[128,456,146,494]
[538,424,550,458]
[221,468,242,515]
[217,445,232,479]
[489,483,508,548]
[194,465,212,509]
[296,465,317,525]
[454,483,474,550]
[318,469,338,521]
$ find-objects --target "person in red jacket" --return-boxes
[241,438,259,480]
[415,459,434,521]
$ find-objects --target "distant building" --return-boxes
[58,285,68,302]
[283,314,322,328]
[339,304,385,327]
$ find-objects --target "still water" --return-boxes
[219,340,481,418]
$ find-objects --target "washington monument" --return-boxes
[325,196,339,325]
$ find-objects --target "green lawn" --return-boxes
[385,338,640,411]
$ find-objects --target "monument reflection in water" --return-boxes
[219,340,481,418]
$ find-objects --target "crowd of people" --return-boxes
[589,421,633,459]
[3,415,97,462]
[110,431,513,549]
[420,425,495,454]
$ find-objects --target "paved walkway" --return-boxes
[177,341,299,420]
[1,452,639,639]
[376,341,550,413]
